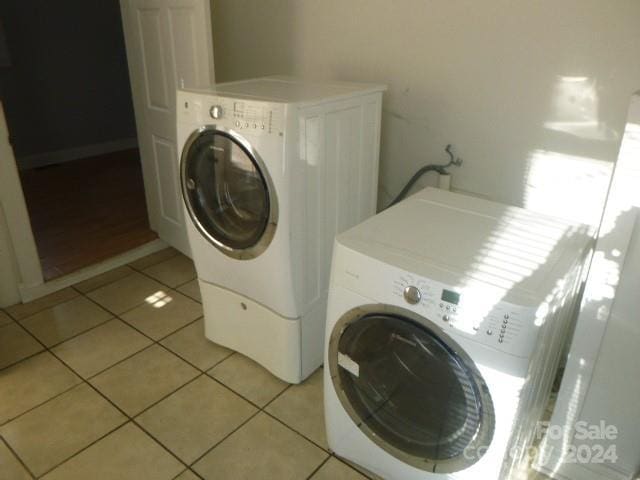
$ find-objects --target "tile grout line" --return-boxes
[260,382,293,410]
[3,296,198,478]
[305,455,331,480]
[27,282,267,477]
[332,454,375,480]
[0,380,82,428]
[15,311,115,355]
[0,301,114,372]
[0,259,203,477]
[78,285,200,336]
[34,419,130,478]
[70,248,180,296]
[186,408,264,470]
[0,348,46,375]
[128,251,180,271]
[0,321,141,477]
[155,316,204,344]
[128,255,196,291]
[5,312,330,480]
[63,371,196,476]
[62,287,218,394]
[184,372,329,470]
[71,265,137,295]
[171,468,204,480]
[261,409,330,454]
[76,270,200,324]
[202,368,271,411]
[189,468,205,480]
[1,246,184,324]
[131,372,206,420]
[84,342,156,381]
[0,434,37,479]
[29,336,195,477]
[3,259,339,479]
[123,293,338,474]
[2,290,82,323]
[185,406,329,476]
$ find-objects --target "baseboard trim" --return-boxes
[18,238,167,302]
[18,138,138,170]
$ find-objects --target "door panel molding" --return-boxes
[120,0,215,255]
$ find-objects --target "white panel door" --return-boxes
[120,0,215,255]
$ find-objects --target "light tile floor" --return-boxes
[0,249,368,480]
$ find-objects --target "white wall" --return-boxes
[212,0,640,219]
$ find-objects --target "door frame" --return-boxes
[0,101,43,302]
[0,104,167,304]
[0,0,215,304]
[0,109,167,304]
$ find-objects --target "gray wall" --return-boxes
[0,0,136,161]
[212,0,640,222]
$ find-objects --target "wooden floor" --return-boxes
[20,149,157,280]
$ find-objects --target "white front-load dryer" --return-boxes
[324,188,592,479]
[176,76,385,383]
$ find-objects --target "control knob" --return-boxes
[403,286,422,305]
[209,105,223,119]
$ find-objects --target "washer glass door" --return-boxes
[328,306,495,473]
[181,127,277,259]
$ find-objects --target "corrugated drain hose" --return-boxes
[385,144,463,210]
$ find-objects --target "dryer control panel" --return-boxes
[177,92,284,136]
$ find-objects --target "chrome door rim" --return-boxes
[328,304,495,473]
[180,125,278,260]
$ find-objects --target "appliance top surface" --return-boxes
[337,188,591,299]
[180,76,386,104]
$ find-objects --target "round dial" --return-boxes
[403,285,422,305]
[209,105,223,119]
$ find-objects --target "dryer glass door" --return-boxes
[181,127,277,259]
[329,307,495,473]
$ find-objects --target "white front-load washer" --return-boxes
[176,76,385,383]
[324,188,592,479]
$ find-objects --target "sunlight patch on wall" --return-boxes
[544,76,616,142]
[526,75,616,228]
[523,149,611,227]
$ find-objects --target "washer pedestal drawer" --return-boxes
[200,279,304,383]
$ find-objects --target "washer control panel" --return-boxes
[391,274,537,356]
[178,93,283,136]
